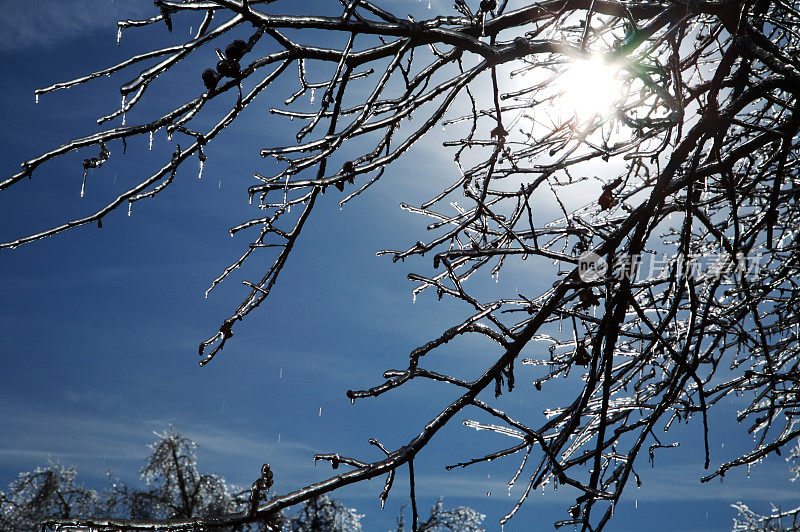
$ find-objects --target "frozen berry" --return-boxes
[202,68,220,91]
[217,59,241,78]
[226,40,248,62]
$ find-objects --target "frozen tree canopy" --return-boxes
[732,441,800,531]
[0,429,482,532]
[0,430,269,531]
[2,0,800,530]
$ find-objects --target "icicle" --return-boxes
[350,397,355,405]
[412,292,417,304]
[35,93,39,104]
[427,0,431,8]
[116,26,122,45]
[167,130,173,141]
[149,131,153,151]
[120,95,127,125]
[198,159,204,179]
[81,169,87,197]
[310,88,316,104]
[635,499,638,509]
[128,202,132,216]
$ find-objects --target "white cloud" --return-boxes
[0,404,323,490]
[0,0,152,53]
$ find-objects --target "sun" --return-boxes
[558,55,623,119]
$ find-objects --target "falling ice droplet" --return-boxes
[318,406,322,417]
[128,202,132,217]
[149,131,153,151]
[310,88,316,104]
[278,433,281,442]
[116,26,122,45]
[279,368,283,378]
[198,159,204,180]
[81,169,87,198]
[120,95,127,125]
[428,0,431,8]
[35,93,39,104]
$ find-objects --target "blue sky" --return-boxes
[0,1,797,530]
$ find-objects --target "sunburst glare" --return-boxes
[558,55,623,119]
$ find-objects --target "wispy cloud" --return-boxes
[0,404,323,491]
[0,1,152,53]
[622,462,800,503]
